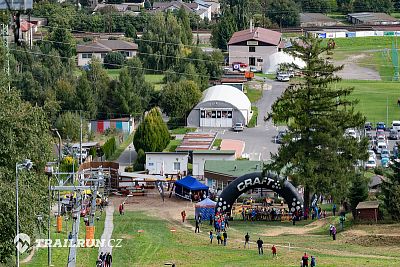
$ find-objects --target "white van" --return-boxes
[392,121,400,131]
[376,142,388,154]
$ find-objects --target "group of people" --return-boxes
[301,252,316,267]
[97,252,112,267]
[213,212,229,231]
[209,229,228,246]
[244,233,277,257]
[241,206,292,221]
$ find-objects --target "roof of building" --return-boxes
[228,27,281,46]
[153,1,197,12]
[300,13,338,24]
[356,201,380,210]
[199,85,251,112]
[205,160,263,178]
[348,12,399,23]
[76,39,138,53]
[94,4,129,12]
[176,132,217,152]
[192,150,236,155]
[369,175,386,188]
[145,152,189,155]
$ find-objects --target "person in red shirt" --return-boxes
[271,245,277,257]
[302,252,309,267]
[181,210,186,222]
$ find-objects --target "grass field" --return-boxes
[111,211,400,267]
[248,106,258,128]
[341,80,400,124]
[106,69,121,79]
[24,212,106,266]
[245,88,263,103]
[164,139,182,152]
[108,133,135,161]
[144,74,165,91]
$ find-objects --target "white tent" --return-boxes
[263,51,306,74]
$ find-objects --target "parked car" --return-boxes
[376,142,388,154]
[249,66,261,73]
[381,157,390,168]
[276,72,290,82]
[392,120,400,131]
[365,157,377,169]
[275,130,287,144]
[366,131,373,140]
[376,122,386,131]
[368,150,377,160]
[364,122,372,131]
[381,149,390,159]
[346,129,357,139]
[233,122,244,131]
[389,129,399,140]
[376,135,386,143]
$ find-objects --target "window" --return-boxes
[249,46,255,52]
[101,53,107,59]
[82,53,92,59]
[173,162,181,171]
[257,58,263,63]
[148,162,154,166]
[200,110,205,118]
[217,111,221,118]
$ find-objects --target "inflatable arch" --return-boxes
[215,172,303,214]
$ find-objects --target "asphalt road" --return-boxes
[215,79,289,161]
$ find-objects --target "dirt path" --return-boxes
[335,53,381,80]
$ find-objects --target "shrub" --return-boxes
[104,52,125,69]
[102,137,117,159]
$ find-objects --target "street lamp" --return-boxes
[16,159,33,267]
[129,145,132,167]
[44,163,54,266]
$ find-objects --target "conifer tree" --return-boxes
[265,36,368,208]
[382,151,400,220]
[133,107,170,152]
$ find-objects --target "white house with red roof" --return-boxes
[228,26,283,71]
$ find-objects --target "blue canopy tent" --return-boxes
[175,176,209,201]
[195,197,216,221]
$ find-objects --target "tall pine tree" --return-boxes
[382,151,400,220]
[265,36,368,209]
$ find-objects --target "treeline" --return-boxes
[31,1,211,34]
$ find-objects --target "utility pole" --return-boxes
[80,112,83,165]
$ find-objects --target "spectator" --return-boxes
[181,210,186,222]
[311,256,316,267]
[223,231,227,246]
[256,238,263,255]
[216,230,221,244]
[302,252,309,267]
[209,230,213,244]
[332,204,337,216]
[271,245,277,257]
[195,218,200,233]
[332,226,337,240]
[244,232,250,248]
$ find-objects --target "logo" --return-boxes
[14,233,31,253]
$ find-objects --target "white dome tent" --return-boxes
[263,51,306,74]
